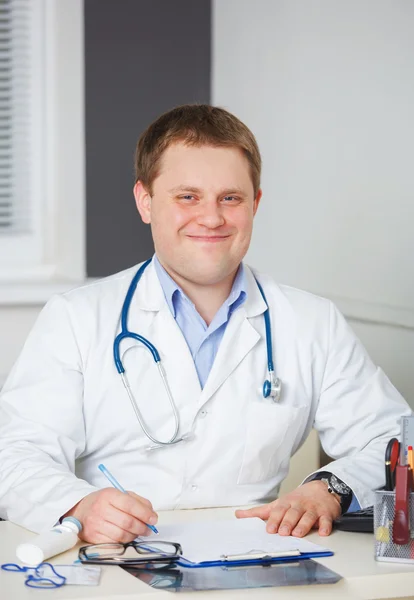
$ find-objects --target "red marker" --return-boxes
[393,464,411,545]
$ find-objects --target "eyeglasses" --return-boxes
[78,540,182,567]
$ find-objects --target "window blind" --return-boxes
[0,0,33,233]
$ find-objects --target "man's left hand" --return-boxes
[235,480,341,537]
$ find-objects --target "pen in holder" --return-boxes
[374,490,414,563]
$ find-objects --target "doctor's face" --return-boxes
[134,142,261,287]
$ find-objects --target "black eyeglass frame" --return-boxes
[78,540,183,567]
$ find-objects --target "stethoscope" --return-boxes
[114,258,282,450]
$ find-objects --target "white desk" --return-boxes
[1,508,414,600]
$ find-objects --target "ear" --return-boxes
[134,181,152,224]
[253,189,262,216]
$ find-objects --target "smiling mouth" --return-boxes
[187,235,230,242]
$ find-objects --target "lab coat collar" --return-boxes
[133,259,165,311]
[243,264,268,318]
[199,308,261,404]
[198,268,267,403]
[132,258,268,318]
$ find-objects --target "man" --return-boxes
[0,105,410,543]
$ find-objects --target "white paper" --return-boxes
[146,518,330,564]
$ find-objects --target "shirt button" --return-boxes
[200,410,208,418]
[191,484,198,491]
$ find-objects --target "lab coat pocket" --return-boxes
[237,402,306,485]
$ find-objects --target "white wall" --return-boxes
[0,307,40,384]
[213,0,414,488]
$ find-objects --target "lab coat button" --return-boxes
[200,410,208,418]
[191,484,198,491]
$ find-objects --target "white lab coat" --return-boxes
[0,261,410,532]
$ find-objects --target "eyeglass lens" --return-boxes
[83,541,178,560]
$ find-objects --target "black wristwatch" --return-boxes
[310,471,353,514]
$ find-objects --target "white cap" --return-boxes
[16,542,44,566]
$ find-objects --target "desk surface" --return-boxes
[1,507,414,600]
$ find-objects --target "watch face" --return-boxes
[330,475,351,496]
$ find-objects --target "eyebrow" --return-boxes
[168,185,247,196]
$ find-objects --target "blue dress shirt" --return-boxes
[153,255,246,389]
[347,494,360,512]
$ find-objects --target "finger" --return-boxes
[276,506,306,536]
[318,515,333,536]
[109,490,158,526]
[95,518,142,544]
[79,517,132,544]
[82,510,150,544]
[81,525,134,544]
[103,504,150,538]
[128,491,153,509]
[264,503,291,533]
[235,505,272,520]
[291,510,320,537]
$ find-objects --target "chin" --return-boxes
[186,265,235,286]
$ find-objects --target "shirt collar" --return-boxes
[153,254,247,318]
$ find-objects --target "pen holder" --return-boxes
[374,490,414,563]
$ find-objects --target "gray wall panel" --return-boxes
[85,0,211,277]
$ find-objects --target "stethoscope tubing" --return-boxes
[120,367,181,447]
[113,259,280,449]
[255,279,274,374]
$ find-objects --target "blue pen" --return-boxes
[98,463,159,534]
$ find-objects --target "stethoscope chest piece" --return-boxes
[263,373,282,402]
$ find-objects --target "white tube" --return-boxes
[16,517,82,566]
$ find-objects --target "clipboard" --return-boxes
[146,518,334,569]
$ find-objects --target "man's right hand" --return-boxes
[64,488,158,543]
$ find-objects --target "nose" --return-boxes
[196,199,225,229]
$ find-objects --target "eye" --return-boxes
[178,194,196,201]
[222,195,240,203]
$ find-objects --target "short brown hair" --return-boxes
[134,104,261,195]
